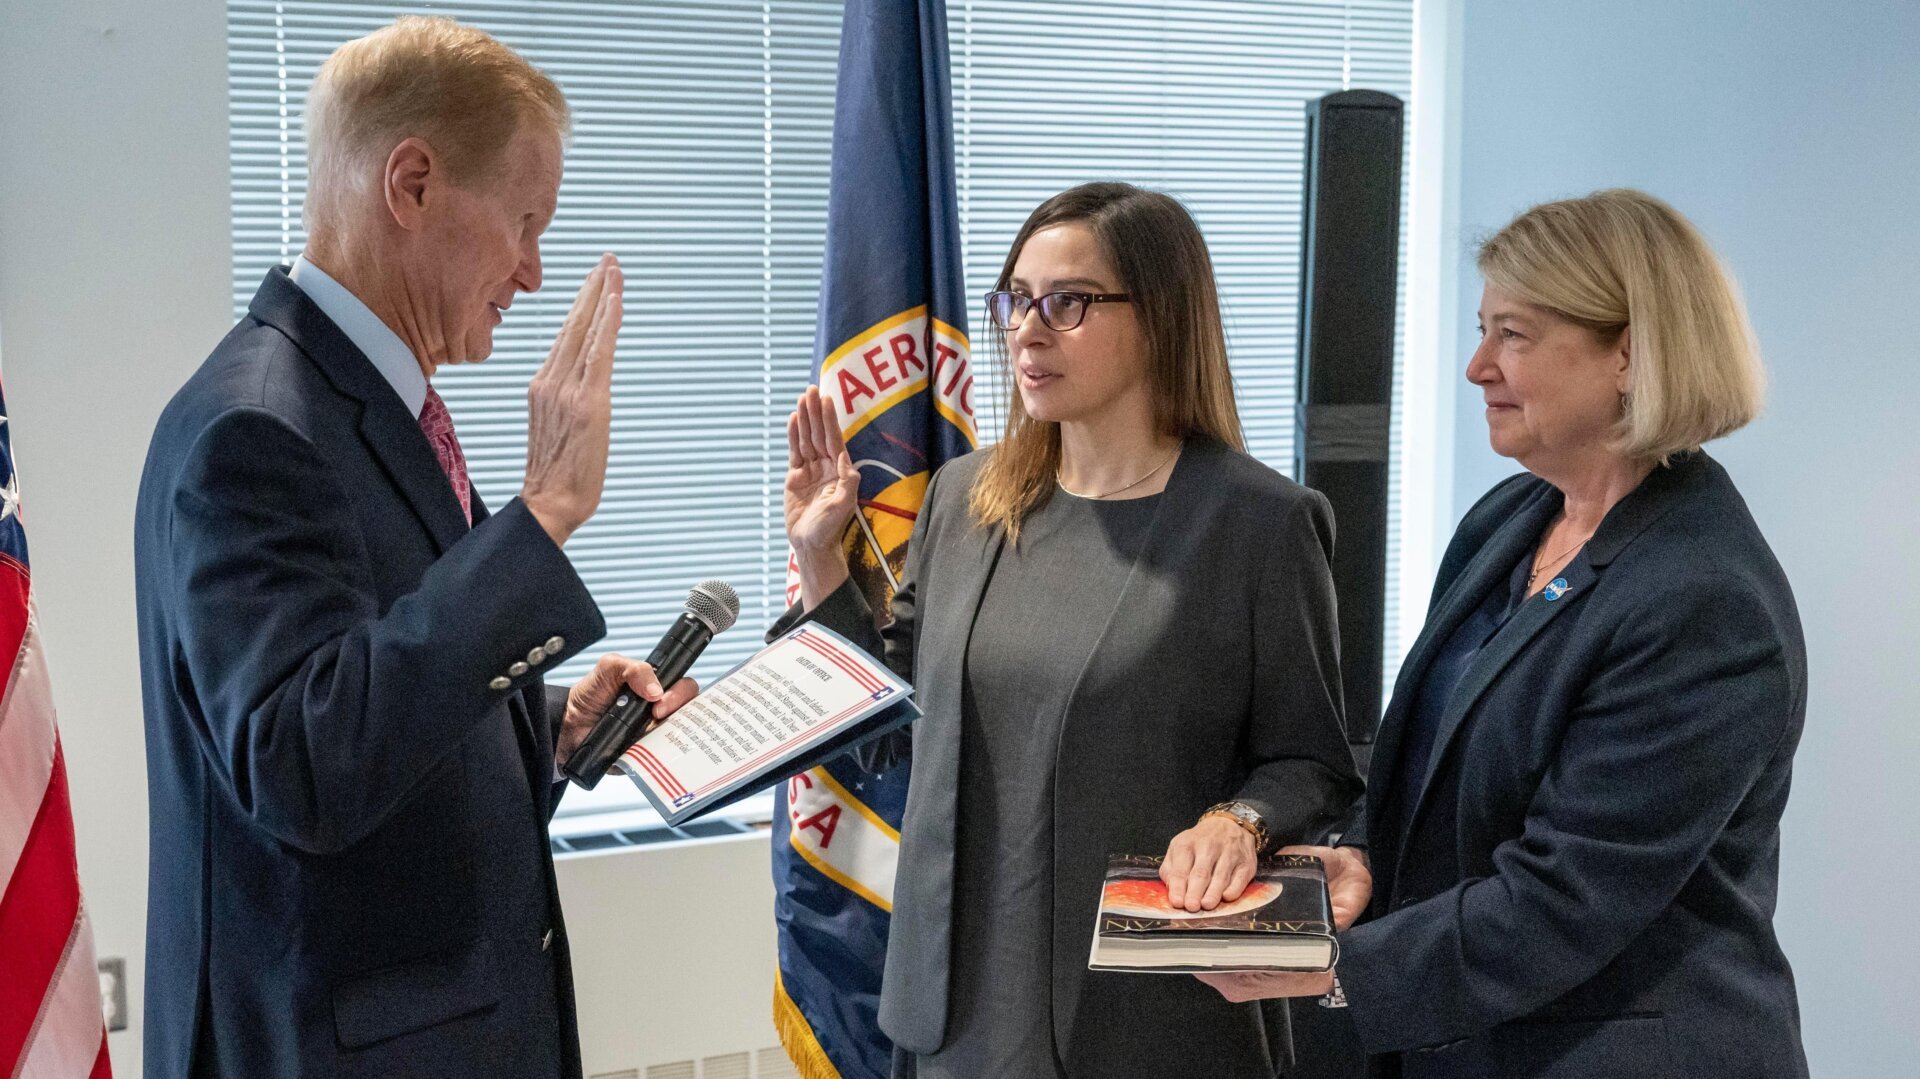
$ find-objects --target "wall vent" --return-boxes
[551,817,756,855]
[618,1048,795,1079]
[756,1047,800,1079]
[701,1052,751,1079]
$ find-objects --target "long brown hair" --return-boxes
[969,183,1243,540]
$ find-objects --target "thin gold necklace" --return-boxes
[1057,446,1180,500]
[1527,525,1594,587]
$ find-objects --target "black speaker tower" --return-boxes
[1294,89,1404,753]
[1285,83,1404,1079]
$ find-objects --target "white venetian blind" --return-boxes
[950,0,1415,698]
[228,0,841,694]
[227,1,1414,819]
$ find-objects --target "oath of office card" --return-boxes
[619,623,909,822]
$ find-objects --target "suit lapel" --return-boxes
[1368,482,1561,840]
[246,267,471,556]
[1416,551,1596,796]
[910,465,1007,814]
[249,271,542,797]
[920,512,1005,718]
[355,407,472,555]
[1400,452,1711,829]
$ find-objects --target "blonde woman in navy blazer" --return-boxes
[1203,189,1810,1079]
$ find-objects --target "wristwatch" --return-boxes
[1319,971,1349,1009]
[1202,801,1271,851]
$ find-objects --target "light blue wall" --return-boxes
[1444,2,1920,1072]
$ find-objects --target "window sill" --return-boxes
[549,787,776,857]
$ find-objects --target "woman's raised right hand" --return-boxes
[784,387,861,596]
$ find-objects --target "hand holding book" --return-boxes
[1193,845,1373,1000]
[1089,853,1341,973]
[1197,966,1336,1001]
[1298,844,1372,931]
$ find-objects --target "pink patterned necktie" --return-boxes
[418,386,472,526]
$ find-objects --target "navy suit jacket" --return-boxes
[136,268,605,1078]
[1338,452,1808,1078]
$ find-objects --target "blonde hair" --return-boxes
[1477,188,1765,464]
[303,16,570,230]
[969,183,1244,542]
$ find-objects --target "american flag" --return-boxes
[0,378,112,1078]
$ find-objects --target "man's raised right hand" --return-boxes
[521,254,622,547]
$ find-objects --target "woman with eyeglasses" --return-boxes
[774,182,1362,1078]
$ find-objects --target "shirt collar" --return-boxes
[288,254,429,418]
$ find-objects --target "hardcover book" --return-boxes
[1087,853,1338,973]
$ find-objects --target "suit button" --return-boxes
[546,635,565,653]
[509,661,530,677]
[527,646,548,665]
[488,676,511,691]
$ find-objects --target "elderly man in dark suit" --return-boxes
[135,17,691,1079]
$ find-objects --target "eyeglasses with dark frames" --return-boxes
[984,290,1131,332]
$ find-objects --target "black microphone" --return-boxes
[562,579,740,789]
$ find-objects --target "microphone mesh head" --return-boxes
[686,580,740,634]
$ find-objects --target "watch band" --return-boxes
[1202,800,1271,850]
[1319,971,1348,1008]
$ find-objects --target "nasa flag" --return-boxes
[770,1,973,1076]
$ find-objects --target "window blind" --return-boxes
[949,0,1414,694]
[228,0,1414,820]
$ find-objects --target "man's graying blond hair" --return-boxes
[303,16,569,230]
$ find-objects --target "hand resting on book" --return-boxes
[1159,814,1262,913]
[1194,845,1372,1001]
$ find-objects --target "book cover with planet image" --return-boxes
[1088,853,1338,973]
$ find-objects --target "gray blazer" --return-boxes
[775,437,1364,1077]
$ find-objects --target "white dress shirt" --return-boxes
[287,254,429,418]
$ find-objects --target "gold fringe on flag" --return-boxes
[773,968,846,1079]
